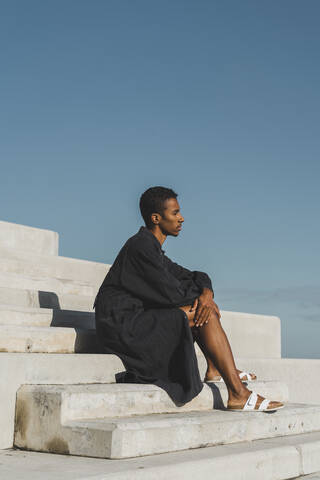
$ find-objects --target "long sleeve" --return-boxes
[162,255,214,295]
[120,240,199,308]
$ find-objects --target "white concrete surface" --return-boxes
[0,271,95,296]
[0,220,59,256]
[1,352,320,451]
[0,353,124,449]
[2,432,320,480]
[296,474,320,480]
[0,304,95,328]
[14,401,320,459]
[0,245,110,290]
[235,358,320,405]
[0,286,94,311]
[0,303,281,358]
[198,310,281,358]
[0,325,98,353]
[14,381,288,422]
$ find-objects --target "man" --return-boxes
[94,186,283,411]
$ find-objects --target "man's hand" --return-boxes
[192,288,221,327]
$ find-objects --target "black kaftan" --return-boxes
[94,226,213,405]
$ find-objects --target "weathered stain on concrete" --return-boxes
[46,436,69,455]
[14,397,29,443]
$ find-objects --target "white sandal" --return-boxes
[228,391,284,412]
[206,371,256,383]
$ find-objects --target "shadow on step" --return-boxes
[50,310,95,329]
[38,290,100,353]
[38,290,61,309]
[205,382,226,410]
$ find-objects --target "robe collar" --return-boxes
[138,226,166,254]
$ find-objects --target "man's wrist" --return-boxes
[202,287,214,298]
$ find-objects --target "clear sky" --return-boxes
[1,1,319,358]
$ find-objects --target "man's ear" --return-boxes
[151,213,161,225]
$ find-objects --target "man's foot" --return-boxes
[227,390,284,412]
[204,368,257,382]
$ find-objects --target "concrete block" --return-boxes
[0,286,94,311]
[0,246,110,290]
[0,303,281,359]
[0,325,98,353]
[0,220,59,255]
[0,271,94,296]
[233,358,320,405]
[299,438,320,475]
[0,305,95,329]
[13,382,288,423]
[4,433,320,480]
[0,352,124,449]
[14,395,320,459]
[194,310,281,359]
[221,310,281,358]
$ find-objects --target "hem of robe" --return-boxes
[95,306,204,405]
[114,369,204,406]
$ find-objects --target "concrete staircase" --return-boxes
[1,220,320,478]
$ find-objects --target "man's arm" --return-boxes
[162,255,220,326]
[120,241,199,308]
[162,255,214,295]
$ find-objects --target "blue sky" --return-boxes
[1,1,319,358]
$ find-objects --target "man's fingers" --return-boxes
[198,309,209,326]
[190,298,198,312]
[195,306,210,327]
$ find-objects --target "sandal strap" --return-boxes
[259,398,270,411]
[239,371,252,381]
[243,391,258,410]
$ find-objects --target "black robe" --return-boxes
[94,226,213,405]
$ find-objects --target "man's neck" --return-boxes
[148,226,166,247]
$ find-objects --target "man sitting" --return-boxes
[94,186,283,411]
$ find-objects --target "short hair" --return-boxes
[139,186,178,228]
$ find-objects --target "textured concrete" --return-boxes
[0,220,59,256]
[0,303,281,359]
[0,353,124,449]
[235,358,320,405]
[295,474,320,480]
[0,246,110,290]
[0,325,98,353]
[4,432,320,480]
[14,381,288,422]
[14,402,320,459]
[0,271,95,296]
[0,305,95,328]
[1,352,320,451]
[221,310,281,358]
[196,310,281,359]
[0,286,94,311]
[1,352,320,450]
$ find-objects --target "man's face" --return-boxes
[157,198,184,236]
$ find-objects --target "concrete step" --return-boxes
[14,381,288,421]
[0,220,58,256]
[0,302,281,359]
[5,432,320,479]
[0,305,95,329]
[0,286,94,311]
[0,245,109,290]
[294,474,320,480]
[0,352,125,449]
[0,325,98,353]
[14,399,320,459]
[0,271,95,297]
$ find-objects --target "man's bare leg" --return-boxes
[180,305,282,409]
[197,344,257,382]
